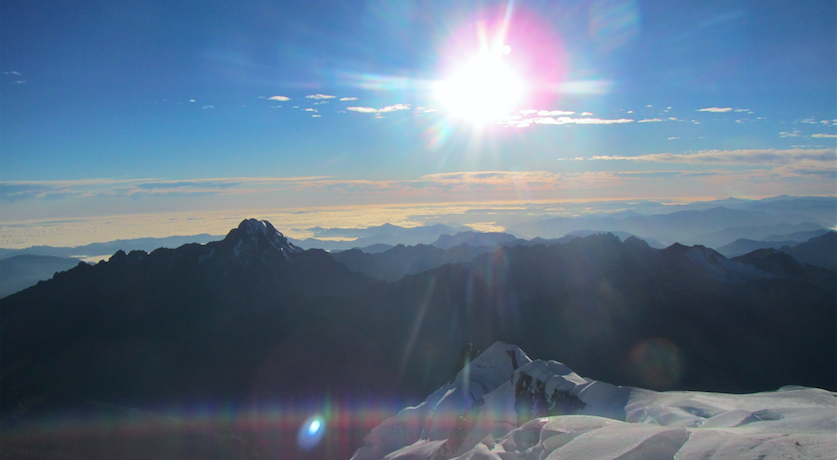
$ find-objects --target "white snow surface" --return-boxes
[352,342,837,460]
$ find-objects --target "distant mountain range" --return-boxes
[718,231,836,270]
[0,255,82,299]
[2,218,834,459]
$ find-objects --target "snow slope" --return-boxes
[352,342,837,460]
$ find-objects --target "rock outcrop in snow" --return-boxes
[352,342,837,460]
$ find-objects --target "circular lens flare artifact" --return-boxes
[297,414,325,450]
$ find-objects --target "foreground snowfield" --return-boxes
[352,342,837,460]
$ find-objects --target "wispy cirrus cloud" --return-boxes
[697,107,733,113]
[590,148,836,169]
[339,97,358,101]
[531,116,633,126]
[0,177,331,202]
[306,94,335,100]
[811,133,837,138]
[638,118,664,123]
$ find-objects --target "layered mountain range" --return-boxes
[2,218,835,459]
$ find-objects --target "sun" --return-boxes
[435,47,526,124]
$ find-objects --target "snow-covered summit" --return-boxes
[352,342,837,460]
[351,342,531,460]
[222,219,302,260]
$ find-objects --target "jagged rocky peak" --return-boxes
[224,219,302,257]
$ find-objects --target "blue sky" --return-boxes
[1,0,835,227]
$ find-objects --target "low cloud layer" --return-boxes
[590,148,835,166]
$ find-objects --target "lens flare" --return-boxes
[297,414,325,450]
[630,337,683,389]
[435,49,525,124]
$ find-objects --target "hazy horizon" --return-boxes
[2,194,834,249]
[2,1,835,246]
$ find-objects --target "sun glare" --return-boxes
[436,47,525,124]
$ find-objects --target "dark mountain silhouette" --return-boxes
[0,254,84,298]
[2,219,376,414]
[2,220,835,459]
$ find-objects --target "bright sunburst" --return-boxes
[435,46,526,124]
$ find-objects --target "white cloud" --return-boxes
[202,105,214,110]
[581,112,594,116]
[346,107,379,113]
[189,99,196,103]
[268,95,290,101]
[812,133,837,138]
[734,108,750,112]
[346,104,411,114]
[697,107,733,113]
[304,108,317,112]
[306,94,336,100]
[638,118,663,123]
[339,97,358,101]
[780,131,801,137]
[312,114,321,118]
[533,117,633,125]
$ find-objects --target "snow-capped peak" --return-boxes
[223,219,302,260]
[353,344,837,460]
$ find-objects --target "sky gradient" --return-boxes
[1,0,835,242]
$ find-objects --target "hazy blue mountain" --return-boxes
[431,231,519,249]
[507,196,836,247]
[764,228,830,242]
[0,254,84,298]
[694,222,825,249]
[716,238,798,258]
[0,233,221,260]
[780,231,837,271]
[509,207,816,246]
[718,227,834,257]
